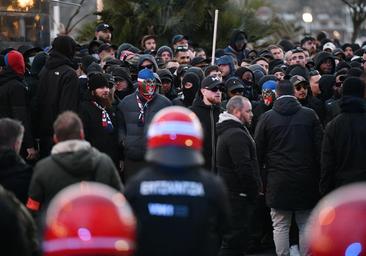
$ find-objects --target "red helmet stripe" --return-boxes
[148,134,202,150]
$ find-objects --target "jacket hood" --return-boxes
[273,95,302,115]
[45,51,75,70]
[314,51,335,74]
[138,54,158,72]
[0,68,22,85]
[50,140,101,177]
[340,96,366,113]
[216,112,243,135]
[51,35,77,60]
[30,52,47,76]
[229,29,247,52]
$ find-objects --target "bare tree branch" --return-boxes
[65,0,85,33]
[68,13,95,32]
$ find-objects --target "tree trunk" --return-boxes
[352,20,362,43]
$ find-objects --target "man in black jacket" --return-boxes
[79,72,121,169]
[216,96,261,256]
[0,118,32,204]
[321,77,366,195]
[255,80,323,256]
[35,36,79,158]
[125,106,229,256]
[0,50,37,160]
[190,75,223,172]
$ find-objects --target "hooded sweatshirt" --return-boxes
[27,140,122,212]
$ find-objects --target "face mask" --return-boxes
[138,79,157,101]
[262,89,275,106]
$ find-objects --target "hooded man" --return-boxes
[173,71,201,107]
[321,77,366,195]
[35,35,79,158]
[314,51,336,75]
[0,50,36,161]
[117,68,171,182]
[217,55,236,81]
[224,29,248,63]
[27,111,122,215]
[255,80,323,256]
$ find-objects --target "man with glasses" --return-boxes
[190,75,224,173]
[291,75,325,125]
[138,54,158,72]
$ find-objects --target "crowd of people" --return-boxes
[0,22,366,256]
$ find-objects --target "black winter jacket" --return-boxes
[35,51,79,137]
[79,101,121,166]
[0,148,32,204]
[216,113,261,200]
[321,97,366,195]
[124,164,229,256]
[0,69,33,148]
[190,97,222,172]
[27,140,123,212]
[255,96,323,210]
[117,92,171,161]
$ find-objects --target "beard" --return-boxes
[91,94,112,108]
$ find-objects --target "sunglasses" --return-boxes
[231,88,244,94]
[295,84,308,91]
[139,64,154,70]
[208,86,223,92]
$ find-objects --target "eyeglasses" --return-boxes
[139,64,154,70]
[175,45,189,52]
[295,84,308,91]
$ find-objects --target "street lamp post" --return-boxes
[302,8,313,35]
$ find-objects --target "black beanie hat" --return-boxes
[52,35,77,59]
[276,79,294,96]
[88,72,110,91]
[342,77,365,98]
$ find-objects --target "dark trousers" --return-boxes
[39,136,54,159]
[219,194,256,256]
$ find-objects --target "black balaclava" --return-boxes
[182,72,200,107]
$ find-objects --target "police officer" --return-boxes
[124,106,230,256]
[43,182,136,256]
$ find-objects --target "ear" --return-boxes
[80,129,85,140]
[53,134,59,144]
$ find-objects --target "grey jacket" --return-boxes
[117,92,171,161]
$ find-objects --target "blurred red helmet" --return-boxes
[306,183,366,256]
[146,106,203,167]
[43,182,136,256]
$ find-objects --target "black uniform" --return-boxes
[125,165,229,256]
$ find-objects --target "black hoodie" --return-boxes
[255,96,323,210]
[314,51,336,75]
[0,69,34,149]
[35,50,79,139]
